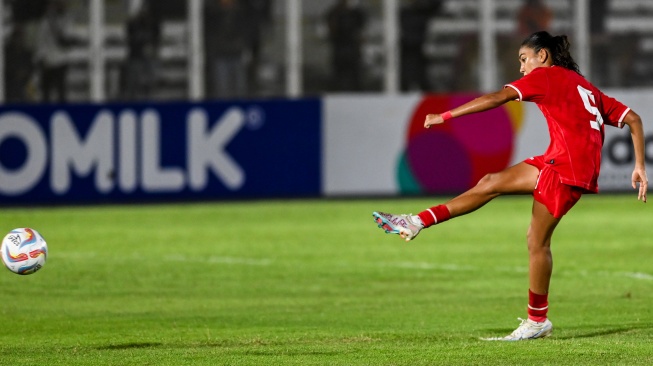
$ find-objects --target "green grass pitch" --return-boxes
[1,195,651,365]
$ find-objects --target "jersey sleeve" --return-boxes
[504,67,549,103]
[598,91,630,128]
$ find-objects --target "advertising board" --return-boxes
[0,100,322,204]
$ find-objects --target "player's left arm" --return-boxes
[424,87,519,128]
[622,110,648,202]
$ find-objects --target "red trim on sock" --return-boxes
[417,205,451,228]
[527,289,549,322]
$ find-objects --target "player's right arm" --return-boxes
[424,87,519,128]
[622,110,648,202]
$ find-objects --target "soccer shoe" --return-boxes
[372,211,423,242]
[481,318,553,341]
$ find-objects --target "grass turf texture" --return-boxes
[0,195,651,365]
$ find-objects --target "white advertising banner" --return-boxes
[324,91,653,196]
[323,95,419,196]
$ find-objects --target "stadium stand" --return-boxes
[45,0,653,101]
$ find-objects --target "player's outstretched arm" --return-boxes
[424,87,519,128]
[622,110,648,202]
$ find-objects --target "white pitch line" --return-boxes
[619,272,653,281]
[380,261,653,281]
[207,256,273,266]
[164,255,272,266]
[389,262,476,271]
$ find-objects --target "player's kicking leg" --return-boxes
[372,162,539,242]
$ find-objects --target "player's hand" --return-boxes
[424,114,445,129]
[632,168,648,203]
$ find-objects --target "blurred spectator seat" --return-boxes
[51,0,653,99]
[65,20,188,101]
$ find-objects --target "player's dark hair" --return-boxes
[521,31,581,75]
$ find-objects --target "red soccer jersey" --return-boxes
[505,66,630,192]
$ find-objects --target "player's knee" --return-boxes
[476,173,500,194]
[526,227,551,252]
[526,227,535,248]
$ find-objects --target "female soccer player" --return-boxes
[373,31,648,341]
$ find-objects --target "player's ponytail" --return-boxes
[521,31,581,75]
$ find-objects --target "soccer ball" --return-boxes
[1,228,48,275]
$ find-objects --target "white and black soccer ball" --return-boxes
[1,228,48,275]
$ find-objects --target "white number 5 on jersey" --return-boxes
[577,85,604,131]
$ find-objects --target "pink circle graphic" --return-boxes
[398,95,518,194]
[406,131,472,193]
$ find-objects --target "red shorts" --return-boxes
[525,156,584,219]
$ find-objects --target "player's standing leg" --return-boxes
[526,199,559,307]
[482,199,559,341]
